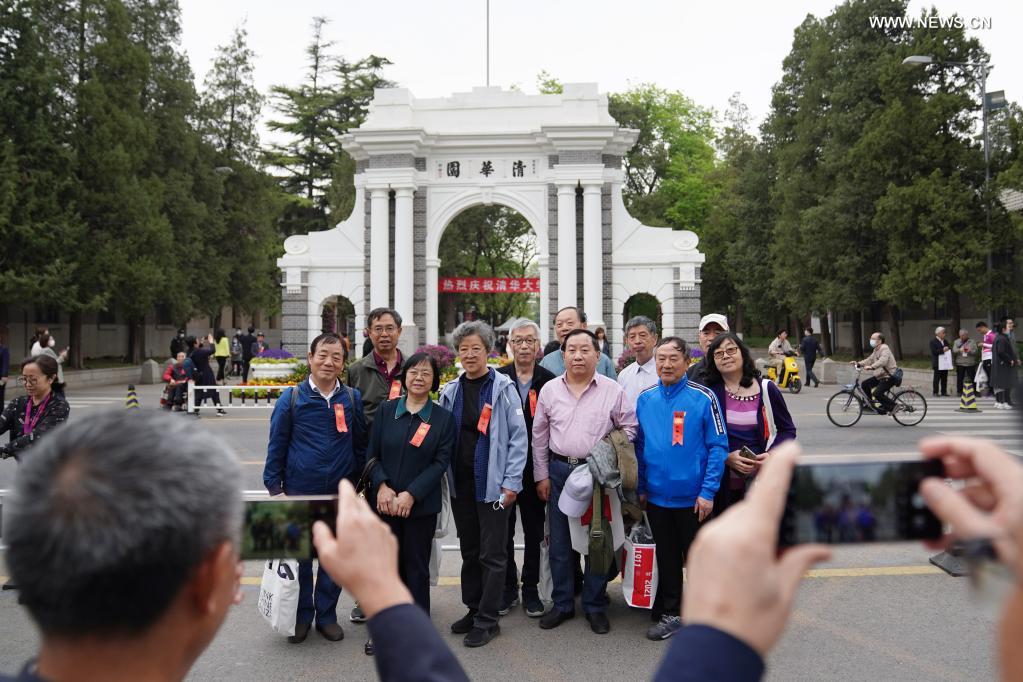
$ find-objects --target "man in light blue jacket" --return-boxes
[635,336,727,641]
[438,321,528,648]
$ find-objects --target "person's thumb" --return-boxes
[920,478,996,539]
[778,544,831,603]
[311,520,338,560]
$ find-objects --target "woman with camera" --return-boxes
[0,354,70,462]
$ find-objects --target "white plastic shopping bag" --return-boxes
[974,363,988,391]
[938,349,953,371]
[258,559,300,636]
[621,513,658,609]
[538,511,554,609]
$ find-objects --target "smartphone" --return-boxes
[739,445,759,462]
[778,456,944,547]
[240,495,337,560]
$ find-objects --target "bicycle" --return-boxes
[826,366,927,427]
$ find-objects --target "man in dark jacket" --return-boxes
[496,319,555,618]
[347,307,405,428]
[929,326,951,397]
[798,328,824,388]
[263,332,367,643]
[240,326,257,383]
[169,329,187,358]
[687,314,729,385]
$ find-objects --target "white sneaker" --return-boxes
[995,402,1008,410]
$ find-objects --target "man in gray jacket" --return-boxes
[439,321,528,648]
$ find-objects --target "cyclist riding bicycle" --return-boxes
[854,331,899,414]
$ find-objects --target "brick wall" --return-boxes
[413,191,427,345]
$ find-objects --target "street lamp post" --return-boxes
[902,55,997,324]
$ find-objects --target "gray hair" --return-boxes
[625,315,657,336]
[5,411,242,636]
[453,320,496,352]
[509,319,541,338]
[935,326,945,335]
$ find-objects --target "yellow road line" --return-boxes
[226,565,942,587]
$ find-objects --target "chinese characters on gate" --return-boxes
[435,158,538,180]
[439,277,540,294]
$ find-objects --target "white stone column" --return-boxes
[425,258,440,345]
[369,188,390,309]
[538,254,550,346]
[582,184,603,325]
[556,185,577,310]
[393,187,415,322]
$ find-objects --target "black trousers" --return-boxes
[862,376,895,411]
[955,365,975,395]
[452,467,510,630]
[982,360,992,394]
[504,470,545,600]
[382,513,437,614]
[646,503,701,618]
[805,361,820,387]
[242,359,252,382]
[932,369,948,396]
[216,357,227,382]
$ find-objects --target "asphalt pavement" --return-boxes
[0,380,1016,680]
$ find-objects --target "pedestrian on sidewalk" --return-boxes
[992,322,1019,409]
[189,335,226,416]
[930,327,951,397]
[213,328,230,384]
[978,321,995,397]
[952,329,978,396]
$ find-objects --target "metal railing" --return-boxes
[186,381,294,414]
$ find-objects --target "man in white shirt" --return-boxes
[767,330,792,376]
[617,316,659,406]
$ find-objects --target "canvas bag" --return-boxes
[258,558,300,636]
[621,513,658,609]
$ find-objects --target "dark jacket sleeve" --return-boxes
[367,604,470,682]
[634,399,647,497]
[0,347,8,377]
[264,388,293,495]
[767,382,797,445]
[368,401,389,491]
[653,624,765,682]
[0,397,19,439]
[351,387,367,476]
[4,396,69,457]
[405,410,454,504]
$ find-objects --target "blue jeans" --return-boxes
[548,458,615,614]
[297,559,342,626]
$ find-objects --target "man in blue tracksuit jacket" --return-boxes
[263,333,367,644]
[635,337,727,641]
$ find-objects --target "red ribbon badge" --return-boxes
[334,404,348,433]
[672,411,685,446]
[528,389,537,418]
[477,404,493,434]
[410,422,431,447]
[389,379,402,400]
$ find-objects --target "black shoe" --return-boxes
[288,622,311,644]
[349,604,367,623]
[464,625,500,648]
[523,594,546,618]
[450,609,477,634]
[364,638,375,656]
[1,583,17,591]
[498,593,519,616]
[586,611,610,634]
[316,622,345,641]
[539,608,575,629]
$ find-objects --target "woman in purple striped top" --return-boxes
[701,333,797,516]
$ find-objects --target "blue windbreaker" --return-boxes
[635,376,727,508]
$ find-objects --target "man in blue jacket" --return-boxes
[635,337,727,641]
[263,332,367,644]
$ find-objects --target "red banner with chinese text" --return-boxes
[439,277,540,294]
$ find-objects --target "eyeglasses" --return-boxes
[712,347,740,360]
[371,325,397,334]
[459,346,486,357]
[17,376,40,386]
[509,337,537,346]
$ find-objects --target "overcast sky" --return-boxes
[177,0,1020,137]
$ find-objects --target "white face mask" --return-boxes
[869,339,878,348]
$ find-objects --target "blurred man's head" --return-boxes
[6,412,242,674]
[553,307,586,343]
[697,314,729,353]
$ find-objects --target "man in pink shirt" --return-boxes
[532,329,637,635]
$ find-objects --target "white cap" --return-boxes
[557,465,594,518]
[699,314,730,332]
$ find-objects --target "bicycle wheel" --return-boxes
[788,377,802,394]
[891,389,927,426]
[827,389,863,427]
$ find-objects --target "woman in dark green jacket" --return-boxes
[368,352,454,621]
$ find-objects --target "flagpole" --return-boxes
[485,0,490,86]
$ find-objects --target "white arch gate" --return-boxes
[279,84,704,358]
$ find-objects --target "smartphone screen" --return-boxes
[778,457,944,547]
[241,496,337,560]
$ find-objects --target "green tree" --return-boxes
[438,206,536,330]
[199,25,263,166]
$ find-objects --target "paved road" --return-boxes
[0,381,1016,680]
